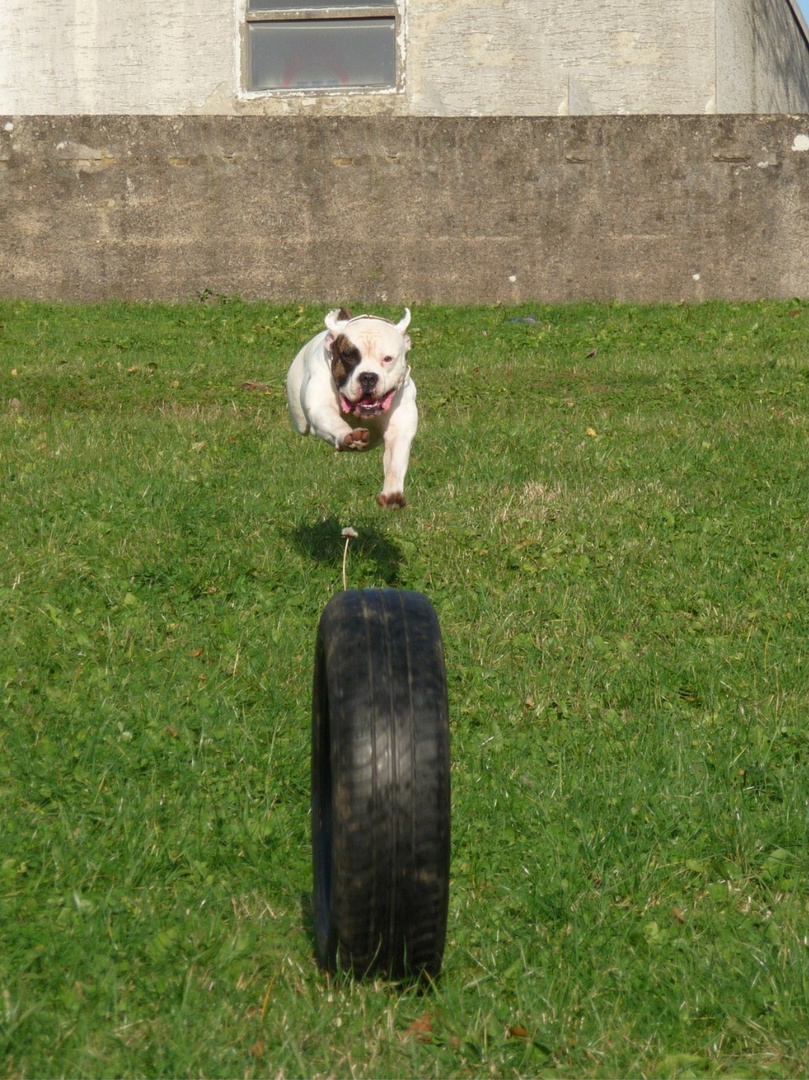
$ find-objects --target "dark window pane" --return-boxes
[248,18,395,90]
[247,0,394,12]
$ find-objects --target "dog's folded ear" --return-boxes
[396,308,411,334]
[325,308,352,334]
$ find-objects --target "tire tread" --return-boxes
[311,589,450,979]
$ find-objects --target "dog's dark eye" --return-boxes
[382,355,395,365]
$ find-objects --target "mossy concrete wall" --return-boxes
[1,114,807,305]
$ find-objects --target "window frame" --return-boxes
[241,1,403,97]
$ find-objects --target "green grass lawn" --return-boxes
[0,297,806,1079]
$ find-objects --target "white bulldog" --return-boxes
[286,307,417,508]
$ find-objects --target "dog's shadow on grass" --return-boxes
[288,516,404,587]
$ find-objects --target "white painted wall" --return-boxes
[0,0,234,114]
[1,0,807,116]
[718,0,809,111]
[408,0,717,116]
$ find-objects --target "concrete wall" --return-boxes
[1,115,807,305]
[405,0,719,116]
[717,0,809,112]
[1,0,808,117]
[0,0,234,115]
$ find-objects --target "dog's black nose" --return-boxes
[359,371,378,393]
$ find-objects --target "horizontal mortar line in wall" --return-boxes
[605,233,674,241]
[55,158,118,170]
[246,7,394,20]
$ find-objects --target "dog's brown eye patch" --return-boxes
[330,334,362,386]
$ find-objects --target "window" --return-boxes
[245,0,398,92]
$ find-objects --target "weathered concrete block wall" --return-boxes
[1,115,807,305]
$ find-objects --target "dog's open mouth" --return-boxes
[340,389,396,418]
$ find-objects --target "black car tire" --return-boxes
[311,588,451,980]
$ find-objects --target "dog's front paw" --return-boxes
[378,491,406,509]
[342,428,369,450]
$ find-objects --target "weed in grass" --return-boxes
[0,298,806,1078]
